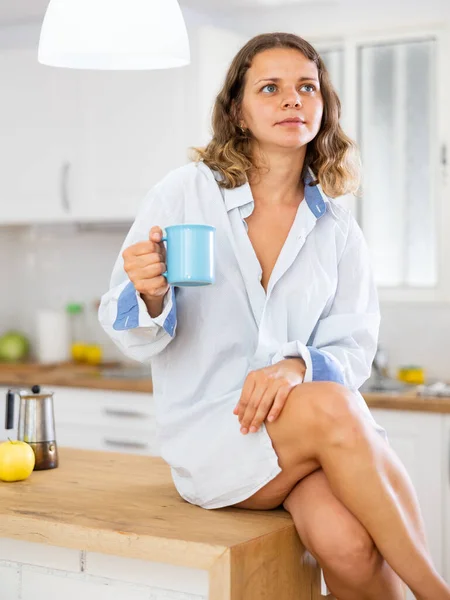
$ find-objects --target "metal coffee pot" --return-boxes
[5,385,58,470]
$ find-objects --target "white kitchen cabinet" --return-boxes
[52,386,159,456]
[0,44,81,224]
[370,408,446,593]
[0,385,158,456]
[188,25,248,148]
[0,24,189,224]
[443,415,450,583]
[72,68,190,222]
[0,24,248,224]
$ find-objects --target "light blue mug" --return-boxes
[161,224,216,287]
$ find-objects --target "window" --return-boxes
[358,39,437,288]
[316,33,444,297]
[320,47,344,100]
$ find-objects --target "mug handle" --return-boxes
[160,235,168,278]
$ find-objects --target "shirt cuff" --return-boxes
[113,281,177,337]
[271,340,311,383]
[137,286,177,336]
[271,341,345,385]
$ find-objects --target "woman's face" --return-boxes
[239,47,324,152]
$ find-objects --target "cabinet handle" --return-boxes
[103,408,149,419]
[60,161,71,213]
[103,438,149,450]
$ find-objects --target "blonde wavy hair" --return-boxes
[192,32,361,198]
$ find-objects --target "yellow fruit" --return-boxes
[71,342,87,362]
[84,344,103,366]
[0,439,35,482]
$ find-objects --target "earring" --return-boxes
[239,123,247,134]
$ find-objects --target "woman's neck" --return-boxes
[248,146,306,208]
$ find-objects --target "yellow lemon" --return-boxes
[84,344,103,366]
[0,439,35,482]
[71,342,87,362]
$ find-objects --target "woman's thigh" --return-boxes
[234,381,357,510]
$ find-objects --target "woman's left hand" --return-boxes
[233,358,306,435]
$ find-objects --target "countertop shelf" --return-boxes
[0,361,154,393]
[1,362,450,412]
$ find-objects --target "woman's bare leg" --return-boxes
[284,469,405,600]
[234,382,450,600]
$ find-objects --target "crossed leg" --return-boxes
[285,468,405,599]
[233,382,449,600]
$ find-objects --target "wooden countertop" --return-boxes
[363,391,450,414]
[0,447,323,600]
[0,448,283,567]
[1,362,450,413]
[0,362,154,393]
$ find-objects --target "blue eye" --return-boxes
[261,83,277,93]
[301,83,316,92]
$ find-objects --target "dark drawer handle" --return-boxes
[103,439,149,450]
[103,408,149,419]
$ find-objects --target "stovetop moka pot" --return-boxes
[5,385,58,470]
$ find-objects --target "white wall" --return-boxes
[0,225,130,363]
[213,0,449,39]
[0,221,448,380]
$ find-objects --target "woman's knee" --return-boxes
[292,382,364,443]
[304,521,381,587]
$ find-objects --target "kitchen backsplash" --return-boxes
[0,225,449,379]
[0,224,131,363]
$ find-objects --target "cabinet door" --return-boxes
[443,415,450,583]
[72,68,189,222]
[370,409,444,588]
[52,386,158,456]
[189,25,247,148]
[0,43,81,224]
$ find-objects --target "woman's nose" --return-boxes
[282,89,302,108]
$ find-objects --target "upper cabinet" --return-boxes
[0,45,81,224]
[188,25,248,148]
[0,23,246,224]
[72,67,189,222]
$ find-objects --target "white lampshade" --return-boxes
[38,0,190,70]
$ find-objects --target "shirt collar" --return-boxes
[220,165,338,220]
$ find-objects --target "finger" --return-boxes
[248,382,282,433]
[235,372,255,421]
[134,276,168,296]
[132,262,166,280]
[240,383,266,434]
[124,241,159,258]
[148,225,163,242]
[266,385,292,423]
[135,252,165,267]
[150,230,163,243]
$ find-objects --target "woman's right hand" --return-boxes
[122,226,169,300]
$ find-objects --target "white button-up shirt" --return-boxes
[99,161,386,509]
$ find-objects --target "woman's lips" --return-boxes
[276,119,306,126]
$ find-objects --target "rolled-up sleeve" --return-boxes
[271,214,380,390]
[98,176,182,363]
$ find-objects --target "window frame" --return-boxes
[314,26,450,303]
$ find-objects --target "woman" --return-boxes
[99,33,450,600]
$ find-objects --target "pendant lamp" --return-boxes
[38,0,190,70]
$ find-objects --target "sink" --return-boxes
[99,366,152,380]
[361,377,409,393]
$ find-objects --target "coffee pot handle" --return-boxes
[5,389,15,430]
